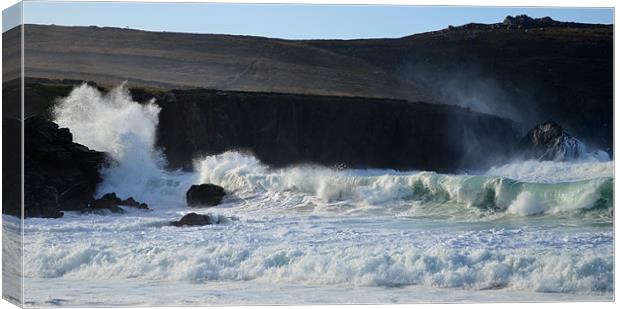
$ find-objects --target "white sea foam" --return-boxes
[22,213,613,293]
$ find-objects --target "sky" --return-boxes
[3,1,614,39]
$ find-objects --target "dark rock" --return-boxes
[3,117,23,218]
[503,15,550,29]
[23,186,64,219]
[121,197,149,209]
[170,212,217,227]
[58,181,99,211]
[518,121,586,161]
[87,194,124,214]
[21,116,109,218]
[186,184,226,207]
[157,90,519,173]
[85,192,149,213]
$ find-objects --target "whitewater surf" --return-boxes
[14,84,613,305]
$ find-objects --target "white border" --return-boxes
[0,1,617,309]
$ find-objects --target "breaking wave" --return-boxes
[197,152,612,218]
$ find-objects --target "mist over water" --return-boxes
[19,83,613,304]
[402,63,531,123]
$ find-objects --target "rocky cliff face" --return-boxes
[156,89,519,172]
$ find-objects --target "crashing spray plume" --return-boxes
[53,83,197,207]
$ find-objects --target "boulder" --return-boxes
[171,212,219,227]
[518,121,586,161]
[186,184,226,207]
[20,116,109,218]
[85,192,149,214]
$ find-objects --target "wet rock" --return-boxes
[171,212,218,227]
[518,120,586,161]
[186,184,226,207]
[23,186,64,219]
[21,116,109,218]
[85,192,149,214]
[86,195,124,214]
[120,196,149,209]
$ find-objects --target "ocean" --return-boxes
[12,84,614,306]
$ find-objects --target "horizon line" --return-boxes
[9,15,614,40]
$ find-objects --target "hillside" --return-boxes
[18,24,432,101]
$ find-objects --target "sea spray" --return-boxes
[53,83,197,207]
[53,83,160,157]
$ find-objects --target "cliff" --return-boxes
[155,89,518,172]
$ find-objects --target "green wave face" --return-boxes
[404,174,613,219]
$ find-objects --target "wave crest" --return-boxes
[196,152,612,218]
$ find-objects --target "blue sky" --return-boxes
[9,1,614,39]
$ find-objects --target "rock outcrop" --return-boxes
[518,121,586,161]
[502,15,600,30]
[170,212,221,227]
[22,116,108,218]
[85,192,149,214]
[444,15,610,33]
[186,184,226,207]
